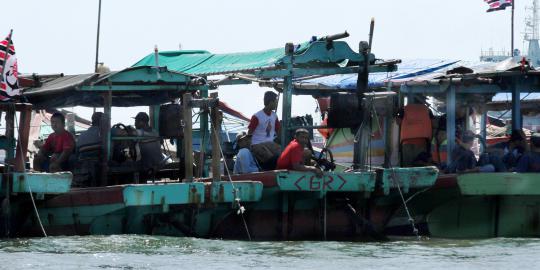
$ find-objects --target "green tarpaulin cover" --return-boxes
[132,44,309,76]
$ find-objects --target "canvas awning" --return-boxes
[131,40,369,78]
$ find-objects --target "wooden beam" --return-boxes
[183,93,193,182]
[14,105,32,172]
[210,92,221,181]
[100,91,112,186]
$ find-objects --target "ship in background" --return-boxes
[481,0,540,65]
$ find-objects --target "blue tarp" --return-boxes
[298,59,461,89]
[302,57,538,89]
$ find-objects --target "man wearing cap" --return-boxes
[276,129,322,176]
[34,112,75,172]
[516,133,540,172]
[233,132,259,174]
[248,91,281,170]
[133,112,163,172]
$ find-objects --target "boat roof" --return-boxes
[292,57,540,100]
[131,40,369,77]
[22,66,205,108]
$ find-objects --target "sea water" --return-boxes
[0,235,538,269]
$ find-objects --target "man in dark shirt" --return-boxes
[447,131,497,173]
[516,133,540,172]
[501,129,527,171]
[447,131,478,173]
[133,112,163,172]
[76,112,104,158]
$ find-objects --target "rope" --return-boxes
[388,167,420,240]
[12,105,48,237]
[380,100,421,239]
[210,115,252,241]
[362,97,421,239]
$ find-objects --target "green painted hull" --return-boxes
[25,170,385,240]
[425,173,540,238]
[0,172,72,237]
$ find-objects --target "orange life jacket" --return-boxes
[399,104,432,145]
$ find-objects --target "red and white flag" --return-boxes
[484,0,513,12]
[0,33,21,100]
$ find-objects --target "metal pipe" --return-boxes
[320,31,349,41]
[368,18,375,54]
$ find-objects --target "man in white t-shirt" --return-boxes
[248,91,281,169]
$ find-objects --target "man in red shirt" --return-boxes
[276,128,322,176]
[33,112,75,172]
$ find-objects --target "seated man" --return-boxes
[447,131,495,174]
[501,129,527,171]
[431,126,448,170]
[516,133,540,172]
[276,128,322,176]
[33,112,75,172]
[233,132,259,174]
[76,112,104,158]
[248,91,281,170]
[73,112,105,187]
[133,112,163,173]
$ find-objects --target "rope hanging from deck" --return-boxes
[210,116,252,241]
[12,104,48,237]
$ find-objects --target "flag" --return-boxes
[484,0,513,12]
[0,33,21,100]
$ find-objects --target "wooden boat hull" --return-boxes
[24,170,385,240]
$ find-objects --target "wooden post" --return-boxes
[66,112,76,134]
[14,105,32,172]
[210,93,221,181]
[446,86,456,168]
[511,81,521,130]
[100,91,112,187]
[183,93,193,182]
[280,43,295,148]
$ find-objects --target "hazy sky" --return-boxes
[1,0,530,125]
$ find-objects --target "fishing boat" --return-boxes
[304,55,540,238]
[0,103,71,237]
[13,31,442,240]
